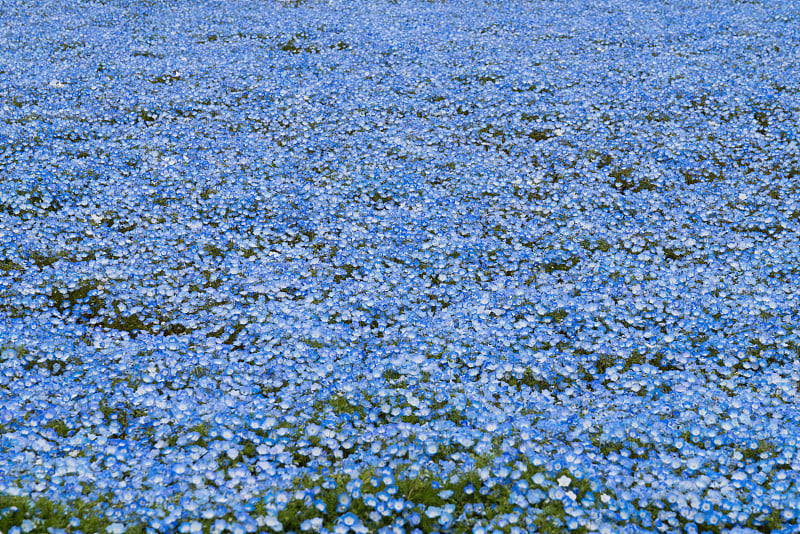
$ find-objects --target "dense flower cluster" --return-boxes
[1,0,800,532]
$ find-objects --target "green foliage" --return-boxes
[622,350,646,372]
[501,368,550,391]
[607,166,656,193]
[97,398,147,435]
[737,439,777,461]
[0,259,22,272]
[0,494,146,534]
[269,449,603,534]
[542,308,569,324]
[203,243,225,258]
[594,354,617,375]
[543,258,579,275]
[382,368,402,381]
[50,280,99,312]
[44,419,70,438]
[314,393,367,419]
[580,238,612,253]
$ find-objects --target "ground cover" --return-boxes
[1,0,800,532]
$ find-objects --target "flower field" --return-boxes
[1,0,799,532]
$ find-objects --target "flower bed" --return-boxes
[1,0,799,533]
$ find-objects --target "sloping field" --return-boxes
[1,0,799,532]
